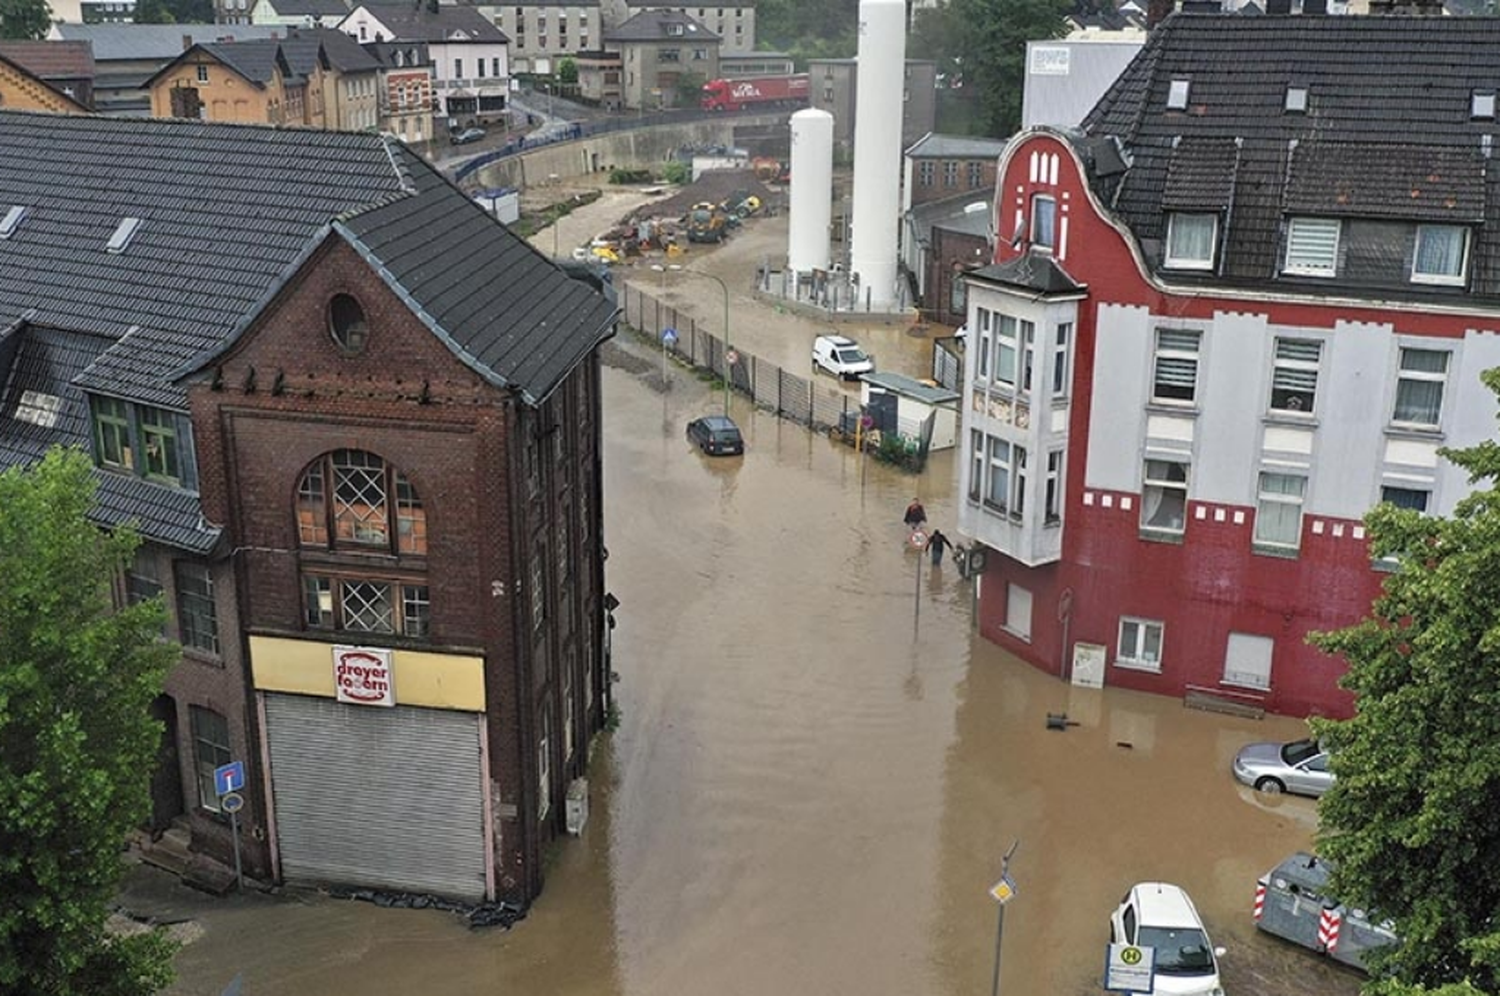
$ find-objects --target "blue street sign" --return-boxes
[214,760,245,797]
[662,327,679,346]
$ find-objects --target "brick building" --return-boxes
[0,110,617,903]
[958,14,1500,718]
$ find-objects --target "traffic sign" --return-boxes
[1104,942,1155,992]
[214,760,245,797]
[662,327,678,346]
[989,875,1017,905]
[220,792,245,815]
[909,529,928,550]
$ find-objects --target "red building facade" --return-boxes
[957,16,1500,717]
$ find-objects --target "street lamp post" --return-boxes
[653,264,731,415]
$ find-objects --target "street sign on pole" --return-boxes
[661,327,678,346]
[1104,943,1156,993]
[214,760,245,797]
[220,792,244,814]
[989,875,1017,905]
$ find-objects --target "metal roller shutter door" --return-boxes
[265,694,486,900]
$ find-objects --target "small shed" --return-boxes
[471,187,520,225]
[859,371,960,450]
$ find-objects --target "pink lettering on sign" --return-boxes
[333,647,396,707]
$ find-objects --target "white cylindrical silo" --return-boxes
[788,108,834,274]
[849,0,907,311]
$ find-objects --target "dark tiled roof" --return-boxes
[269,0,351,16]
[0,321,219,552]
[361,39,429,67]
[349,4,508,44]
[606,10,718,42]
[0,40,95,79]
[969,252,1085,295]
[1161,137,1238,211]
[1079,14,1500,293]
[286,26,380,72]
[200,39,287,86]
[905,132,1008,160]
[1285,142,1486,222]
[0,110,617,548]
[50,24,286,63]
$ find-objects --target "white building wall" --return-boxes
[1194,310,1267,502]
[1438,328,1500,515]
[1085,302,1151,493]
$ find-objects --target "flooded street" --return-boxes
[159,212,1359,996]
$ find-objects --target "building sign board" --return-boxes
[334,646,396,707]
[1030,46,1071,76]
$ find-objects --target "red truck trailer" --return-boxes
[701,74,810,112]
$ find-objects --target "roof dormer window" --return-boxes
[0,205,26,239]
[1166,78,1190,110]
[106,217,142,254]
[1285,86,1307,113]
[1473,91,1496,120]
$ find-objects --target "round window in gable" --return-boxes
[328,293,369,354]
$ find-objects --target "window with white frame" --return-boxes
[1012,447,1028,518]
[1052,323,1072,396]
[1392,347,1448,428]
[1412,225,1468,285]
[969,430,984,502]
[1223,632,1273,690]
[976,308,992,378]
[1031,195,1056,250]
[994,315,1018,387]
[1381,485,1429,512]
[1269,338,1322,415]
[537,704,552,820]
[1164,213,1216,270]
[1045,450,1064,524]
[986,437,1012,512]
[1151,328,1201,404]
[1254,472,1306,549]
[1284,217,1340,276]
[1005,583,1033,640]
[1117,617,1163,671]
[1141,459,1188,533]
[190,706,231,811]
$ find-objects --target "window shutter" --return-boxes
[1285,218,1339,272]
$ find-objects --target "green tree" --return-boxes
[674,68,706,107]
[557,56,578,85]
[0,448,178,996]
[131,0,173,22]
[1312,368,1500,994]
[0,0,51,40]
[951,0,1070,136]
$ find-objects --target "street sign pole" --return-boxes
[990,839,1021,996]
[221,791,245,891]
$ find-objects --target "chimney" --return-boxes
[1147,0,1176,27]
[182,34,193,50]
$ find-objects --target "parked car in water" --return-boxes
[1233,737,1333,797]
[451,127,487,145]
[811,334,874,380]
[1109,882,1226,996]
[686,414,743,456]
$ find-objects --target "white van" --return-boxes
[812,334,874,380]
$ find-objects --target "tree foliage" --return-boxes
[0,448,178,996]
[1311,367,1500,994]
[557,57,579,85]
[0,0,51,40]
[949,0,1071,137]
[131,0,211,24]
[754,0,857,62]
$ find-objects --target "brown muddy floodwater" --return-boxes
[165,339,1358,996]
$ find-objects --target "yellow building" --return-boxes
[147,31,381,131]
[0,52,89,114]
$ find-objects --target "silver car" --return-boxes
[1232,737,1333,797]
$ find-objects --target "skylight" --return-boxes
[1473,92,1496,120]
[106,217,142,254]
[1285,86,1308,113]
[1167,79,1190,110]
[14,390,62,428]
[0,205,26,239]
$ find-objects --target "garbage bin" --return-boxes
[1255,852,1336,953]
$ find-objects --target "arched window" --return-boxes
[328,293,369,354]
[296,449,426,555]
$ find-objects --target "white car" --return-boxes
[811,334,874,380]
[1109,883,1226,995]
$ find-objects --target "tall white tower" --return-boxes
[788,108,834,274]
[849,0,907,310]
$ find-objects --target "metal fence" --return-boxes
[453,107,781,184]
[621,283,931,471]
